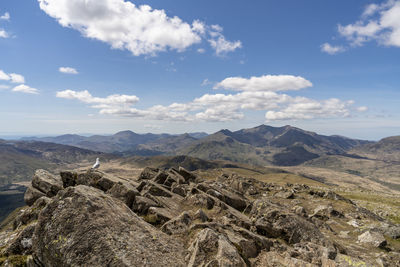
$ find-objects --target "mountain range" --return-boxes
[21,125,371,166]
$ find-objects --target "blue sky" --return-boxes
[0,0,399,140]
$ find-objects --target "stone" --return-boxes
[171,183,187,197]
[24,185,45,206]
[251,251,316,267]
[59,171,78,188]
[161,212,192,235]
[31,169,63,197]
[194,209,209,222]
[132,196,159,215]
[311,205,344,221]
[32,185,186,267]
[187,228,246,267]
[139,167,159,180]
[107,181,139,208]
[4,223,36,256]
[358,231,387,248]
[178,166,198,183]
[275,190,295,199]
[147,207,176,225]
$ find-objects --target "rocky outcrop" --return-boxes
[358,230,387,248]
[33,185,186,267]
[1,167,399,266]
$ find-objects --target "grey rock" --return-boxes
[32,185,186,267]
[132,196,159,215]
[24,185,45,206]
[161,211,192,235]
[358,230,387,248]
[107,181,139,208]
[139,167,159,180]
[31,169,63,197]
[60,171,78,188]
[187,228,246,267]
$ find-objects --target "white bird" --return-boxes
[91,158,100,170]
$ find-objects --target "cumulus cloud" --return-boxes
[38,0,241,56]
[0,12,10,21]
[214,75,313,92]
[0,29,8,38]
[265,98,353,121]
[59,67,78,74]
[208,34,242,56]
[56,90,139,109]
[338,0,400,47]
[12,84,39,94]
[321,43,345,55]
[9,73,25,83]
[0,70,9,80]
[0,12,10,38]
[57,76,365,123]
[0,69,25,83]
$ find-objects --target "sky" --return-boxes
[0,0,399,140]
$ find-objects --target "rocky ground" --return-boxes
[0,167,400,266]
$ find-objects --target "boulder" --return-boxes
[193,209,209,222]
[132,196,159,215]
[24,185,45,206]
[140,181,173,198]
[187,228,246,267]
[107,181,139,208]
[59,171,78,188]
[178,167,198,183]
[32,185,186,266]
[251,200,328,245]
[4,223,36,256]
[310,205,344,221]
[14,197,51,230]
[161,212,192,235]
[251,251,317,267]
[139,167,159,180]
[31,169,63,197]
[358,231,387,248]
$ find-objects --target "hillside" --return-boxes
[350,135,400,162]
[22,125,370,167]
[178,125,370,166]
[23,131,207,154]
[0,140,104,186]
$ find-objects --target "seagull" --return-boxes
[91,158,100,170]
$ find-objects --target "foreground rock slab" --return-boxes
[33,185,187,267]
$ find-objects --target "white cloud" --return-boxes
[0,70,9,80]
[265,98,353,121]
[357,106,368,112]
[321,43,345,55]
[208,35,242,56]
[214,74,312,92]
[0,69,25,83]
[0,29,9,38]
[12,84,39,94]
[9,73,25,83]
[38,0,241,56]
[0,84,9,90]
[59,67,78,74]
[56,90,139,109]
[211,24,223,32]
[0,12,10,21]
[57,78,360,123]
[197,48,205,54]
[338,0,400,47]
[201,78,212,86]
